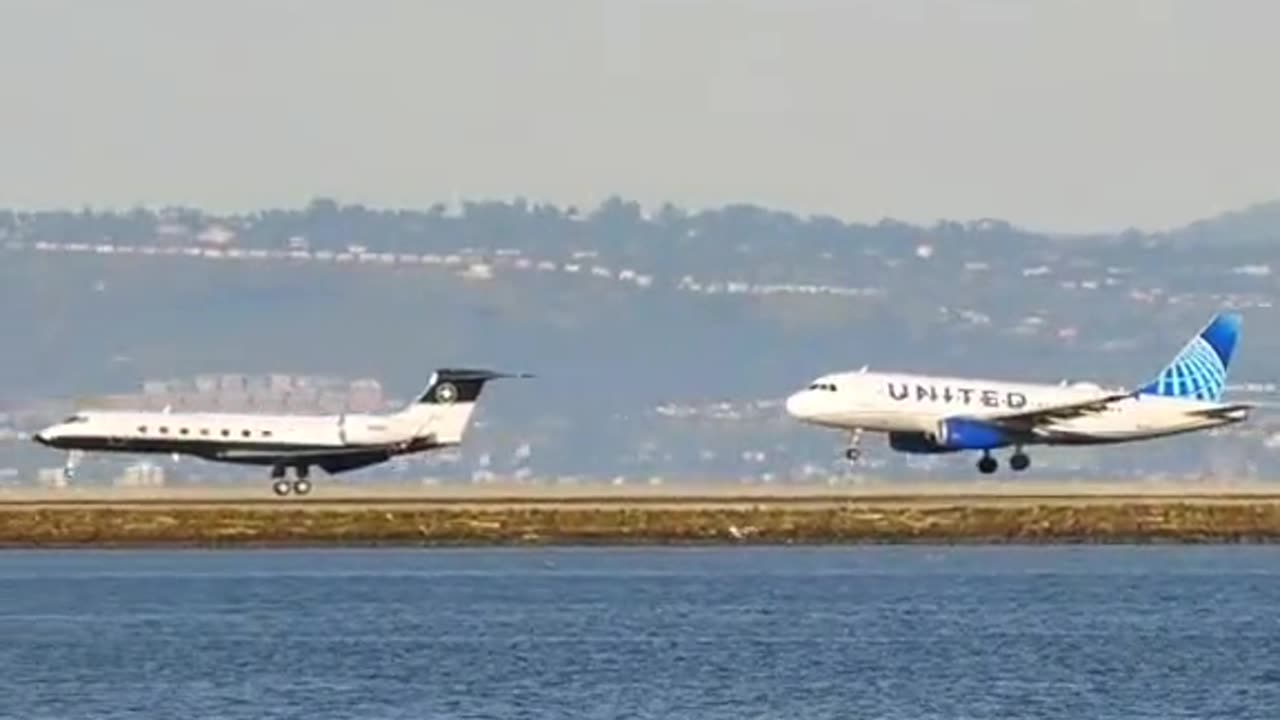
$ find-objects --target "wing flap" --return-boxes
[214,446,387,462]
[211,446,397,475]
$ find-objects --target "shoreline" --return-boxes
[4,493,1280,547]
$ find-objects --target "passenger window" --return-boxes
[159,427,169,434]
[221,429,230,437]
[138,426,147,434]
[262,430,273,438]
[241,430,251,438]
[200,428,210,436]
[180,428,189,435]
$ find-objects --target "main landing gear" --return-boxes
[976,448,1032,474]
[842,429,864,462]
[977,452,998,474]
[271,465,312,497]
[1009,451,1031,472]
[62,450,84,480]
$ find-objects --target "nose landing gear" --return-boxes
[842,429,864,462]
[62,450,84,480]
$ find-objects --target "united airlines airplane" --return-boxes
[784,312,1251,473]
[34,368,527,496]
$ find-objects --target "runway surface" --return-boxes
[3,480,1280,509]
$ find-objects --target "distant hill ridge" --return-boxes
[3,196,1279,483]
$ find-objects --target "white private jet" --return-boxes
[784,312,1251,473]
[34,368,528,496]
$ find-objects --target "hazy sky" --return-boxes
[2,0,1278,233]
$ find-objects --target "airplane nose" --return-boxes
[785,392,807,419]
[33,431,49,446]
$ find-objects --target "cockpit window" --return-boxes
[806,383,838,392]
[62,414,88,424]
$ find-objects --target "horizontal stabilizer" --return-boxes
[1185,403,1253,421]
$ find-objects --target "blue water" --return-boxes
[1,546,1278,719]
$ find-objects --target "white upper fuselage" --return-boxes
[39,410,406,448]
[34,400,477,457]
[784,370,1245,444]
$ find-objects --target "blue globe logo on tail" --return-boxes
[1138,312,1242,403]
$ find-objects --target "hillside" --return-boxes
[3,198,1279,485]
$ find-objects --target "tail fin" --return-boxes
[414,368,527,406]
[401,368,530,444]
[1138,312,1242,402]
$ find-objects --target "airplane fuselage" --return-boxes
[786,371,1248,448]
[33,409,446,464]
[32,367,519,496]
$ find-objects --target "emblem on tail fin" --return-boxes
[1139,312,1242,402]
[416,368,532,405]
[434,382,458,404]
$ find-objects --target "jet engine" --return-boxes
[888,418,1012,454]
[887,432,955,454]
[933,417,1010,450]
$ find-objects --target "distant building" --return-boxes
[116,463,165,488]
[46,373,402,420]
[219,374,246,392]
[156,222,191,241]
[219,391,249,412]
[317,392,346,413]
[348,379,384,411]
[36,468,68,488]
[197,224,236,245]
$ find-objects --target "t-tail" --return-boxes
[1138,312,1242,403]
[397,368,531,444]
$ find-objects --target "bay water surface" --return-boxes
[1,546,1277,719]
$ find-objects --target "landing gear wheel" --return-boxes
[63,450,83,480]
[292,479,312,496]
[272,479,292,497]
[1009,452,1031,472]
[842,429,864,462]
[977,455,998,474]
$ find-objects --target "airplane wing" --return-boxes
[212,438,451,474]
[957,391,1138,434]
